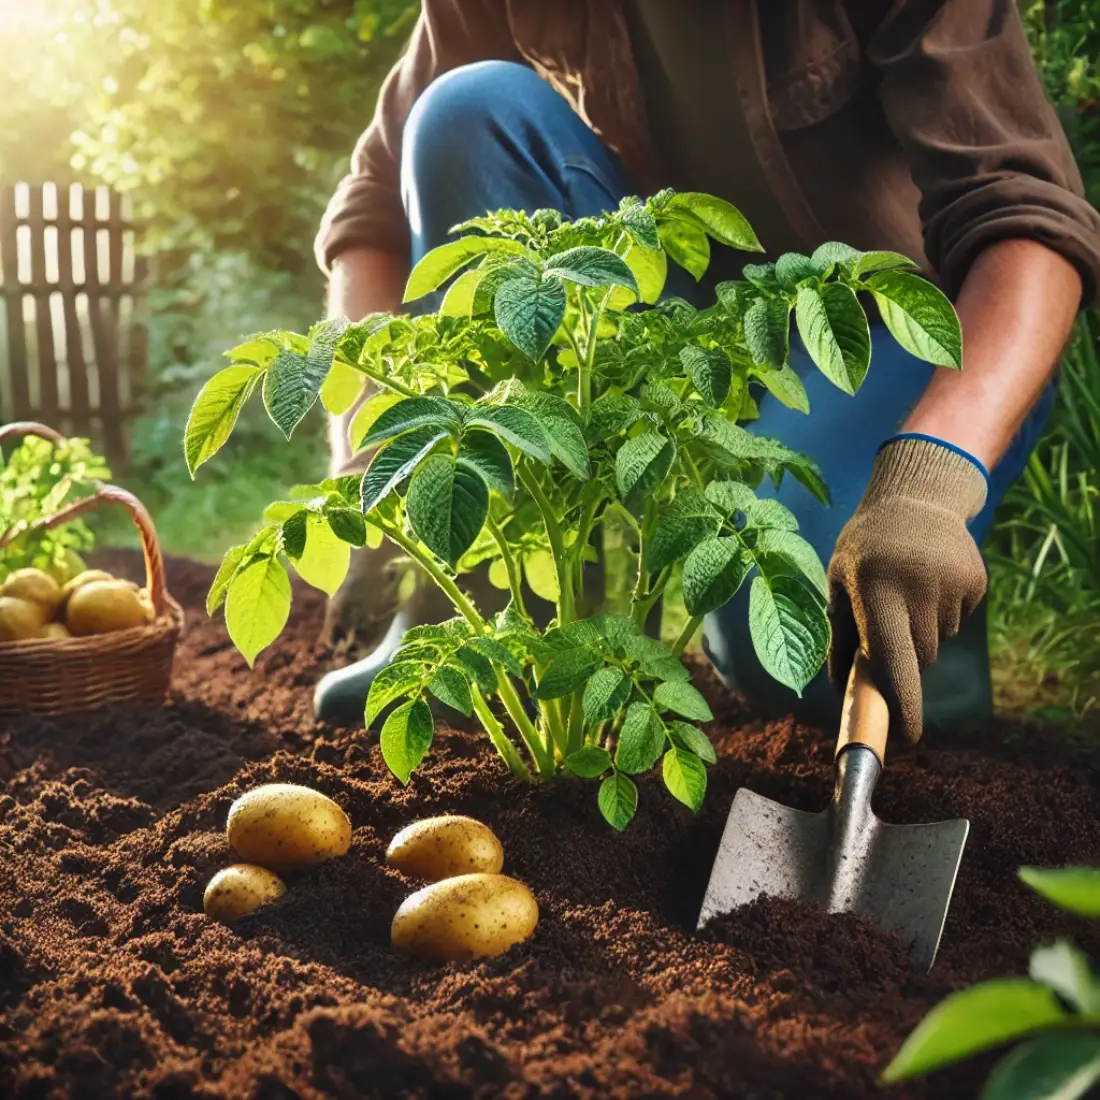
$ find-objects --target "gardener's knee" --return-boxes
[402,61,544,192]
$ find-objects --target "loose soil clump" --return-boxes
[2,552,1098,1099]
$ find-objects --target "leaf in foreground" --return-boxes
[614,702,665,775]
[1019,866,1100,918]
[225,555,292,667]
[566,747,613,779]
[494,271,567,361]
[748,574,829,694]
[653,680,714,722]
[290,513,351,598]
[184,365,260,476]
[407,456,490,567]
[662,747,707,811]
[981,1033,1100,1100]
[866,270,962,369]
[380,698,435,785]
[882,979,1067,1083]
[599,773,638,832]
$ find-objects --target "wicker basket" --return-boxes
[0,422,184,718]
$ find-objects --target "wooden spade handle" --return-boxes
[835,652,889,766]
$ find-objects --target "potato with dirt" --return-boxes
[391,873,538,960]
[0,568,62,615]
[386,815,504,882]
[0,596,50,641]
[65,578,154,636]
[203,864,287,922]
[226,783,352,871]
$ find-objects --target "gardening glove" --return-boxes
[827,435,989,743]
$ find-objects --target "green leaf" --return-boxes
[327,507,368,548]
[358,396,463,451]
[380,698,435,785]
[752,363,810,414]
[624,635,691,682]
[623,243,667,304]
[646,489,722,572]
[658,217,711,280]
[494,271,567,360]
[404,236,525,301]
[1029,941,1100,1014]
[615,702,666,775]
[466,635,525,678]
[523,549,560,602]
[662,748,707,811]
[749,573,830,695]
[428,665,473,717]
[667,721,717,764]
[621,203,660,251]
[705,480,758,516]
[810,241,861,273]
[851,250,919,278]
[184,365,261,476]
[742,499,799,531]
[616,432,676,510]
[291,513,351,597]
[598,773,638,832]
[744,296,791,369]
[1020,867,1100,917]
[543,246,639,295]
[682,536,754,616]
[318,359,364,416]
[742,263,779,292]
[681,345,733,407]
[536,646,603,700]
[776,252,823,289]
[366,661,424,727]
[866,270,963,368]
[347,391,404,453]
[794,283,872,395]
[360,427,449,514]
[653,680,714,722]
[882,980,1068,1084]
[280,509,308,559]
[456,430,514,498]
[566,746,613,779]
[206,544,246,616]
[224,555,292,667]
[664,193,762,251]
[753,528,828,597]
[466,404,552,465]
[586,393,646,444]
[262,346,327,441]
[224,333,282,367]
[981,1034,1100,1100]
[439,267,484,317]
[407,455,490,567]
[512,391,590,478]
[582,666,631,724]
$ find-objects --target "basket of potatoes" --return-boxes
[0,428,183,718]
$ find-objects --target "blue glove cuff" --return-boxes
[879,432,990,492]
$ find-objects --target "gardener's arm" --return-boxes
[828,0,1100,741]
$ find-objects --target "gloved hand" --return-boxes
[827,435,989,742]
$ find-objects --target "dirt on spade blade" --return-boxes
[1,550,1099,1099]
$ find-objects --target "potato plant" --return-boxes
[885,866,1100,1096]
[185,190,961,829]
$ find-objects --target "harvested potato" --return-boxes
[66,579,150,636]
[391,873,538,960]
[386,815,504,882]
[0,596,49,642]
[59,569,118,608]
[0,568,61,614]
[41,622,72,640]
[203,863,287,922]
[227,783,352,871]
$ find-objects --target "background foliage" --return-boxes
[2,0,1099,720]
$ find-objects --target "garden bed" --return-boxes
[2,552,1099,1100]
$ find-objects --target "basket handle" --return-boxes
[0,421,66,448]
[0,485,170,615]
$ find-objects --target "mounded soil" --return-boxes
[2,551,1099,1099]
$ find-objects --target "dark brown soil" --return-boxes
[2,551,1099,1099]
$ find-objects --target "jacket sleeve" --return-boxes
[865,0,1100,304]
[315,0,520,274]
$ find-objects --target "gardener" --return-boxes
[314,1,1100,740]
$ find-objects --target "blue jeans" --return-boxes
[400,60,1055,729]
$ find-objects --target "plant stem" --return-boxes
[541,699,570,760]
[470,683,531,780]
[485,513,527,617]
[496,673,556,776]
[571,485,605,613]
[672,614,704,657]
[518,464,574,623]
[384,525,483,629]
[566,692,585,756]
[634,565,671,625]
[358,366,419,399]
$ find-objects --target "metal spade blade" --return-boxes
[698,655,969,972]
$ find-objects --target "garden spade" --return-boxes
[698,653,969,971]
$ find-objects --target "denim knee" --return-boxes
[402,61,548,194]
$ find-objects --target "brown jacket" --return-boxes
[316,0,1100,303]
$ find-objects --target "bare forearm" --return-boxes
[326,248,408,475]
[902,239,1082,470]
